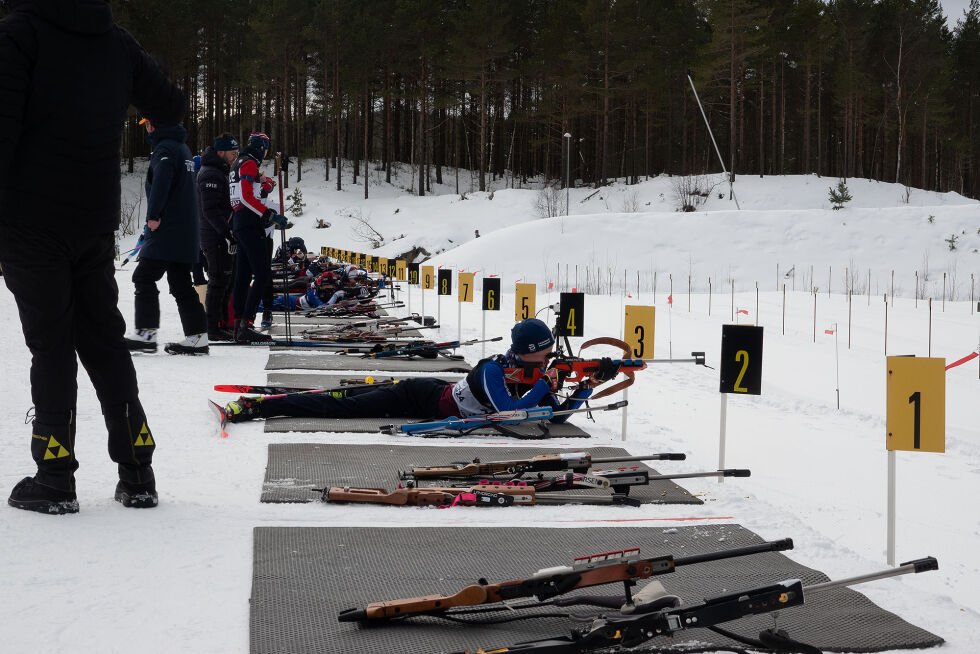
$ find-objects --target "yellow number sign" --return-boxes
[515,283,536,321]
[422,265,434,290]
[624,305,655,359]
[458,272,475,302]
[886,357,945,453]
[396,260,407,281]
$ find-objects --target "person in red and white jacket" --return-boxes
[228,133,287,342]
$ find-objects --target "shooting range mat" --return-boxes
[266,373,466,387]
[250,524,943,654]
[263,416,591,437]
[260,444,699,504]
[265,353,472,373]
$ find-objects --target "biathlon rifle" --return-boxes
[214,375,398,395]
[337,537,794,623]
[380,400,628,436]
[403,451,687,480]
[453,556,939,654]
[461,467,751,496]
[316,482,645,508]
[317,484,533,507]
[353,336,503,359]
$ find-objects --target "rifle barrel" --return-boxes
[641,469,750,482]
[590,453,686,464]
[805,556,938,594]
[673,538,794,568]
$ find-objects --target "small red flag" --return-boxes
[548,282,554,290]
[572,287,577,293]
[824,329,835,335]
[737,309,749,315]
[667,294,673,305]
[946,351,979,371]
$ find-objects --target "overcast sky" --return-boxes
[941,0,975,26]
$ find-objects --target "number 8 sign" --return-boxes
[719,325,763,395]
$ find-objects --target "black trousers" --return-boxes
[261,378,451,419]
[203,243,234,331]
[132,256,207,336]
[231,222,272,322]
[0,225,154,487]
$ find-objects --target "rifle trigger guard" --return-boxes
[579,337,636,400]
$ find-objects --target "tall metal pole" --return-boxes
[686,73,740,210]
[564,133,571,216]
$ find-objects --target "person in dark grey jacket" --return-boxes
[124,119,208,355]
[0,0,182,514]
[198,134,239,341]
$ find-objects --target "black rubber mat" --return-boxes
[266,373,466,388]
[260,443,700,504]
[263,416,591,438]
[265,353,472,372]
[250,524,943,654]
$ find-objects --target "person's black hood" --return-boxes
[147,124,188,147]
[6,0,113,35]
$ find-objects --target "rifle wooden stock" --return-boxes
[324,485,535,507]
[338,538,794,623]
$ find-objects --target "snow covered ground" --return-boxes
[1,164,978,653]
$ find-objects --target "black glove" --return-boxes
[226,234,237,255]
[593,357,621,383]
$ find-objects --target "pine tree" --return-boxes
[828,179,853,209]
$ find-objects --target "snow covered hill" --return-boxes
[0,163,976,653]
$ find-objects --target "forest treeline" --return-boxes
[5,0,980,198]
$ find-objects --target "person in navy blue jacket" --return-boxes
[0,0,183,513]
[123,119,208,355]
[198,133,240,341]
[224,318,618,423]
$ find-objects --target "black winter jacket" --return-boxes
[0,0,185,234]
[197,147,232,249]
[139,125,200,265]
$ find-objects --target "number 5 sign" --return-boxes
[719,325,763,395]
[886,357,945,453]
[515,283,536,321]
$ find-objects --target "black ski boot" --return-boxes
[8,477,78,515]
[225,396,264,423]
[114,474,158,508]
[8,410,79,515]
[124,328,158,353]
[208,327,236,342]
[164,332,209,355]
[104,401,158,508]
[234,319,271,343]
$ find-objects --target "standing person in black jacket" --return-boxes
[123,118,208,355]
[198,133,239,341]
[0,0,182,514]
